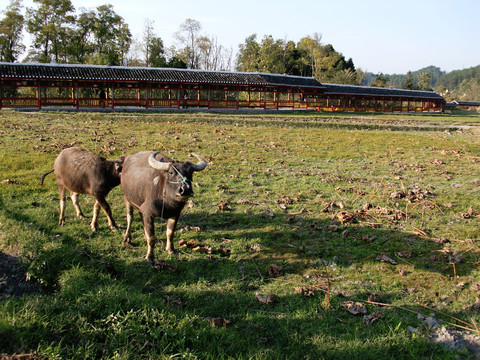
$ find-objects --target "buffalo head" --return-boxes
[148,151,207,200]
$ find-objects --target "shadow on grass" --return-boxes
[0,196,466,359]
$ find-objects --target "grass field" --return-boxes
[1,109,480,359]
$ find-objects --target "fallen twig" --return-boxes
[366,300,480,333]
[416,302,476,330]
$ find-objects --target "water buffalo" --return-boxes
[120,151,207,264]
[41,147,124,231]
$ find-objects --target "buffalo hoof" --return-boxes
[166,248,176,255]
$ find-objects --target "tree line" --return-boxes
[0,0,360,83]
[0,0,478,100]
[0,0,234,69]
[364,65,480,101]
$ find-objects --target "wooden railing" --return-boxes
[0,95,444,113]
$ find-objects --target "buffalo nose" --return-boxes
[179,183,193,196]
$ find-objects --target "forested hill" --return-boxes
[363,65,480,101]
[382,66,446,88]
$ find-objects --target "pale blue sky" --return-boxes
[15,0,480,74]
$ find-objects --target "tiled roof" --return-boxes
[0,62,445,100]
[0,62,323,88]
[452,100,480,106]
[324,83,443,100]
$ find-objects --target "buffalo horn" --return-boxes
[148,151,171,171]
[190,153,207,171]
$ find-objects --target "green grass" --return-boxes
[1,109,480,359]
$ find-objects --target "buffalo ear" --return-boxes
[115,163,123,174]
[113,156,125,174]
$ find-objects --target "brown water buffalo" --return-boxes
[120,151,207,264]
[41,147,124,231]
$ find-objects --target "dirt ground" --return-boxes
[0,252,40,299]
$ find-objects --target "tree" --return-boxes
[332,68,358,85]
[457,78,480,101]
[67,8,95,63]
[26,0,76,63]
[417,72,432,91]
[257,35,285,74]
[236,34,260,72]
[297,33,323,77]
[297,34,356,83]
[283,40,301,76]
[236,32,358,84]
[0,0,25,62]
[237,35,291,74]
[174,18,201,69]
[148,37,167,67]
[197,35,228,71]
[372,73,389,87]
[167,55,187,69]
[142,19,155,66]
[90,4,131,65]
[404,71,415,89]
[140,19,167,67]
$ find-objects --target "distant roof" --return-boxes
[452,100,480,106]
[0,62,323,89]
[324,83,444,100]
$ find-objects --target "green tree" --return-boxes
[457,78,480,101]
[67,8,95,63]
[26,0,75,63]
[404,71,415,89]
[237,35,296,74]
[237,33,357,84]
[0,0,25,62]
[297,35,356,83]
[90,4,131,65]
[372,73,389,87]
[140,19,166,67]
[257,35,285,74]
[236,34,260,72]
[283,40,301,76]
[148,37,167,67]
[417,72,432,90]
[332,68,358,84]
[297,33,323,77]
[166,55,187,69]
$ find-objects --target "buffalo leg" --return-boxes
[143,215,156,264]
[93,195,117,231]
[70,192,85,219]
[123,201,134,246]
[58,185,67,226]
[90,200,100,231]
[165,216,179,254]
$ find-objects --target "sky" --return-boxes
[12,0,480,74]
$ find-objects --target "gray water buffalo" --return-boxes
[41,147,124,231]
[120,151,207,263]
